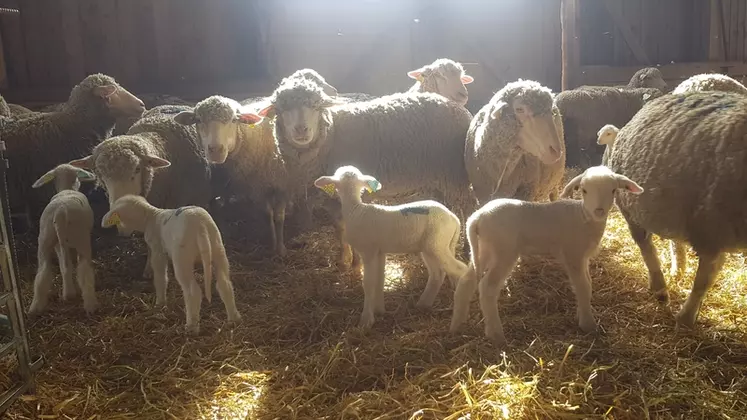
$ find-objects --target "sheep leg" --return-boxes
[75,240,98,314]
[173,258,202,335]
[564,258,597,334]
[150,249,169,307]
[416,252,446,310]
[669,240,687,280]
[334,218,352,270]
[143,249,154,279]
[627,220,669,302]
[214,248,241,323]
[478,256,516,348]
[450,263,478,333]
[57,245,77,301]
[373,252,386,314]
[28,251,56,316]
[675,251,725,328]
[358,251,382,329]
[273,203,288,257]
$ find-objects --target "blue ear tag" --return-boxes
[366,179,381,193]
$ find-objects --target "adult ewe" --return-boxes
[672,73,747,95]
[407,58,474,107]
[607,91,747,328]
[257,79,474,269]
[2,73,145,229]
[577,67,668,92]
[465,79,565,206]
[555,86,662,168]
[70,105,212,278]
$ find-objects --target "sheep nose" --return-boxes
[594,208,605,218]
[136,99,145,109]
[294,125,309,135]
[208,144,225,154]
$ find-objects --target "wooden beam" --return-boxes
[561,0,580,90]
[708,0,726,61]
[0,21,8,89]
[577,61,747,87]
[602,0,650,65]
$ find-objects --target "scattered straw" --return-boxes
[3,171,747,419]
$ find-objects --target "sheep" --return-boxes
[69,105,213,278]
[27,164,99,316]
[257,79,474,270]
[597,124,619,166]
[671,73,747,95]
[449,166,643,346]
[1,73,145,232]
[606,90,747,328]
[7,103,35,117]
[314,165,468,329]
[101,194,241,335]
[465,79,565,207]
[407,58,474,107]
[555,86,662,168]
[0,95,11,117]
[173,95,302,256]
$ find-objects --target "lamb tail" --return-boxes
[197,225,213,304]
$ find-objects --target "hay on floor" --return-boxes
[2,174,747,419]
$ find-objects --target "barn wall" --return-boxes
[0,0,561,108]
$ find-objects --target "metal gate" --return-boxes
[0,130,43,414]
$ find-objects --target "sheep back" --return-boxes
[608,91,747,252]
[672,73,747,95]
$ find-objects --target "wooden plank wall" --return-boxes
[0,0,562,109]
[721,0,747,62]
[579,0,711,67]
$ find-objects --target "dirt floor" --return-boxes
[2,190,747,419]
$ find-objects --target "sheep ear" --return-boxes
[69,155,95,170]
[236,112,263,125]
[362,175,381,193]
[173,110,197,125]
[76,168,96,182]
[32,169,56,189]
[615,174,644,194]
[257,104,275,118]
[101,210,121,228]
[461,75,474,84]
[490,101,508,120]
[642,93,652,101]
[142,155,171,169]
[560,172,584,198]
[407,70,424,82]
[93,84,118,98]
[314,176,337,197]
[320,82,339,98]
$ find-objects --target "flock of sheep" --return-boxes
[2,57,746,347]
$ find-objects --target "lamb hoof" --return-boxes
[276,246,288,258]
[227,312,242,324]
[579,318,598,334]
[653,288,670,303]
[27,306,44,318]
[415,300,433,311]
[83,301,100,315]
[448,322,464,335]
[358,313,374,330]
[674,309,697,329]
[487,333,508,349]
[185,325,200,336]
[62,290,78,301]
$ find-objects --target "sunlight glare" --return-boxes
[383,257,407,291]
[202,371,269,420]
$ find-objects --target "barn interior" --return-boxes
[1,0,747,418]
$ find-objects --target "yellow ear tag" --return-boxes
[106,212,121,227]
[320,184,336,197]
[415,74,424,82]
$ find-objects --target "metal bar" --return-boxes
[0,291,10,306]
[0,381,31,414]
[0,338,17,358]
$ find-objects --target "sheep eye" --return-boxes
[516,107,525,114]
[582,189,587,194]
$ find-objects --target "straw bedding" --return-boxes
[3,170,747,419]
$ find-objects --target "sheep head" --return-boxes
[408,58,473,106]
[561,166,643,222]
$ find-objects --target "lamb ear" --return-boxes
[490,101,508,120]
[361,175,381,193]
[236,112,263,125]
[461,75,474,84]
[142,155,171,169]
[615,174,644,194]
[32,168,56,189]
[319,82,339,98]
[560,172,585,198]
[173,110,197,125]
[101,210,121,228]
[257,104,275,118]
[407,69,425,82]
[314,176,337,197]
[69,155,95,170]
[76,168,96,182]
[93,84,118,98]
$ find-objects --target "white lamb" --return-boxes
[597,124,619,166]
[449,166,644,347]
[28,164,98,316]
[101,195,241,335]
[314,165,469,329]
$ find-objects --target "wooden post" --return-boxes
[709,0,726,61]
[561,0,579,91]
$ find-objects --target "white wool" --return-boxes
[315,165,469,329]
[102,195,241,335]
[450,166,643,347]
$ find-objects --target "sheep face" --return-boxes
[174,103,263,164]
[596,124,619,146]
[493,99,562,165]
[561,166,643,222]
[314,165,381,198]
[408,60,474,106]
[632,68,667,91]
[93,84,146,119]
